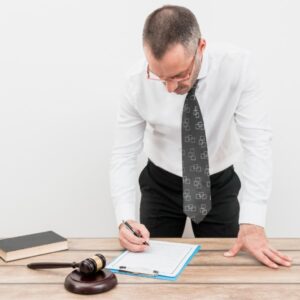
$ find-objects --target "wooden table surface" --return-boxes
[0,238,300,299]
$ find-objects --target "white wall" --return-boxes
[0,0,299,238]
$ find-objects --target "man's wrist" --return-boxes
[239,223,266,237]
[240,223,264,229]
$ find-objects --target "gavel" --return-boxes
[27,253,106,275]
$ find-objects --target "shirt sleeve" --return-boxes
[234,52,273,228]
[109,76,146,228]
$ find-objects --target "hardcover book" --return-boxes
[0,231,68,262]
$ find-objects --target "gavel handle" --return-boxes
[27,262,78,269]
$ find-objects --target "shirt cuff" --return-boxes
[114,202,136,229]
[239,201,267,228]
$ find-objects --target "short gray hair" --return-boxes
[143,5,201,60]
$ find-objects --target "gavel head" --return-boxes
[78,254,106,275]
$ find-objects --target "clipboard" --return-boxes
[106,240,201,281]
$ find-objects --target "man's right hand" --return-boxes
[118,220,150,252]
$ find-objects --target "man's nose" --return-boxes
[165,80,178,93]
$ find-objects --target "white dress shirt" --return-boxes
[110,42,272,229]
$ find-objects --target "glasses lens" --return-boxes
[147,66,191,83]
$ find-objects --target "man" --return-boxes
[110,5,292,269]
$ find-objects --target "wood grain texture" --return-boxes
[1,250,300,266]
[0,284,300,300]
[0,238,299,299]
[66,238,300,251]
[0,266,299,284]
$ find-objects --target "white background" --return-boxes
[0,0,299,238]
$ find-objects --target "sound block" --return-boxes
[64,269,118,295]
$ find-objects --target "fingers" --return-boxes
[121,223,150,244]
[138,224,150,241]
[121,226,147,245]
[269,246,293,262]
[224,241,242,257]
[263,248,292,267]
[119,221,150,252]
[119,235,148,252]
[254,250,279,269]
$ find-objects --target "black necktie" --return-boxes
[181,79,211,224]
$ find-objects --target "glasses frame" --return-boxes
[146,39,201,84]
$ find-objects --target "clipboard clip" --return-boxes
[118,265,159,276]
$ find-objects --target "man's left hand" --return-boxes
[224,223,293,269]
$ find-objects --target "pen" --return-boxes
[122,220,150,246]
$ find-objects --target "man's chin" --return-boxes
[174,87,189,95]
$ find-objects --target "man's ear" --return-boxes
[200,38,206,52]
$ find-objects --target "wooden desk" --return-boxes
[0,238,300,299]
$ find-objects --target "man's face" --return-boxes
[144,40,205,95]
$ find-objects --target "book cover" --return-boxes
[0,231,68,262]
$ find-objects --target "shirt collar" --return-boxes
[197,48,209,79]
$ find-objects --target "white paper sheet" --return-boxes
[107,240,199,277]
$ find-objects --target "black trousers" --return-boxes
[139,159,241,238]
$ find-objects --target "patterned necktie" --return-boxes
[181,79,211,224]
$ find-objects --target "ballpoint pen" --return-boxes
[122,220,150,246]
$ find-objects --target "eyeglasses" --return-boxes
[146,40,200,84]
